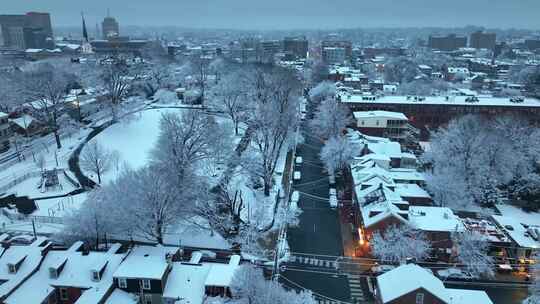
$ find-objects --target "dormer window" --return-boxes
[6,255,27,274]
[92,270,100,281]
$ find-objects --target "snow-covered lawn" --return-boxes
[82,108,179,184]
[33,193,88,217]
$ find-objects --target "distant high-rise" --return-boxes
[470,31,496,50]
[428,34,467,51]
[101,11,119,39]
[0,12,54,49]
[321,40,352,61]
[283,36,308,59]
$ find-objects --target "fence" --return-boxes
[0,170,42,194]
[1,208,64,225]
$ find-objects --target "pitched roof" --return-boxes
[377,264,448,303]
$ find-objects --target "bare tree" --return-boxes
[79,141,118,184]
[100,62,133,121]
[371,224,431,264]
[452,231,494,277]
[189,55,211,104]
[244,66,301,196]
[211,71,248,135]
[22,62,71,149]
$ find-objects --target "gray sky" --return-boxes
[2,0,540,30]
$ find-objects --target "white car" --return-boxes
[329,188,338,208]
[329,174,336,185]
[437,268,476,280]
[295,156,303,165]
[371,264,396,274]
[290,191,300,209]
[293,171,301,181]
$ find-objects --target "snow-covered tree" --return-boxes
[152,110,231,184]
[524,254,540,304]
[244,66,301,196]
[22,62,71,149]
[309,60,329,85]
[230,265,316,304]
[383,57,420,84]
[452,231,494,277]
[309,97,352,139]
[79,141,118,184]
[61,188,122,248]
[424,114,540,210]
[320,136,356,176]
[370,224,431,264]
[140,64,171,98]
[188,55,211,104]
[309,81,336,104]
[0,71,24,112]
[100,61,133,121]
[211,71,248,135]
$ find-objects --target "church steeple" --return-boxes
[81,12,89,42]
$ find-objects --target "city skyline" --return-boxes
[2,0,540,30]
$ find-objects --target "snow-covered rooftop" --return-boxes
[492,205,540,249]
[409,206,465,232]
[339,94,540,107]
[0,112,7,119]
[163,263,211,303]
[447,288,493,304]
[113,245,177,280]
[6,245,125,304]
[9,115,35,129]
[353,110,408,121]
[104,289,137,304]
[395,183,431,199]
[377,264,448,303]
[203,256,240,287]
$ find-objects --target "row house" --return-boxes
[5,242,125,304]
[339,93,540,140]
[113,245,241,304]
[352,111,419,145]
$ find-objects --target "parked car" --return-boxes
[329,188,338,208]
[291,191,300,209]
[293,171,301,181]
[295,156,303,165]
[329,174,336,185]
[437,268,476,280]
[371,264,396,274]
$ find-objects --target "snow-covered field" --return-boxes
[81,108,179,184]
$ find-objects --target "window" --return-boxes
[375,120,379,126]
[92,270,100,281]
[59,288,68,301]
[141,279,151,290]
[8,264,16,274]
[144,294,152,304]
[118,277,127,288]
[416,292,424,304]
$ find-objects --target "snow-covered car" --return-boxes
[329,188,338,208]
[291,191,300,204]
[293,171,301,181]
[295,156,303,165]
[329,174,336,185]
[437,268,476,280]
[371,264,396,274]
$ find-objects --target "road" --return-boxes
[279,100,370,303]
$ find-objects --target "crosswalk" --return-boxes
[288,255,338,269]
[346,274,367,303]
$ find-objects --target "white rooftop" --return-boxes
[447,288,494,304]
[163,263,211,304]
[353,110,408,121]
[377,264,448,303]
[340,94,540,108]
[113,245,177,280]
[409,206,465,232]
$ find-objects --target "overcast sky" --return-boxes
[2,0,540,30]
